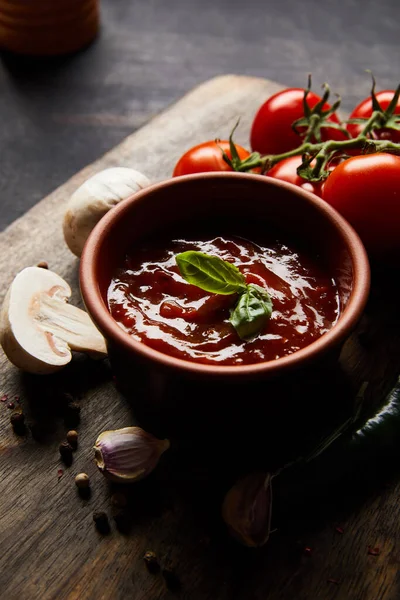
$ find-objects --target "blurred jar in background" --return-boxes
[0,0,99,55]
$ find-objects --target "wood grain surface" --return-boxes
[0,75,399,600]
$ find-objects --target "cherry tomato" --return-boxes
[322,153,400,256]
[347,90,400,142]
[173,140,251,176]
[250,88,347,156]
[266,156,324,197]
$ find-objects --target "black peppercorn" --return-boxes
[113,510,131,534]
[66,430,78,449]
[10,412,26,435]
[93,511,110,534]
[59,441,73,465]
[75,473,90,489]
[143,550,160,574]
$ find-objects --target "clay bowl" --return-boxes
[80,173,370,442]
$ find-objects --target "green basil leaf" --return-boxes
[230,283,273,340]
[176,251,247,295]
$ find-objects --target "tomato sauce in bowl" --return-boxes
[108,233,340,366]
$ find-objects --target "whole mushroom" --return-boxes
[0,266,107,374]
[63,167,150,257]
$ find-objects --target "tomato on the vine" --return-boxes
[173,140,251,176]
[250,88,347,156]
[322,153,400,256]
[347,90,400,142]
[266,156,324,197]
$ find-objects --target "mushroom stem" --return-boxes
[37,292,107,357]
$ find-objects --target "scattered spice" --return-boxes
[111,492,128,508]
[335,526,344,534]
[59,441,73,466]
[162,567,181,592]
[368,546,380,556]
[10,412,26,435]
[75,473,90,489]
[37,261,49,269]
[57,468,64,480]
[15,395,20,403]
[1,394,8,402]
[327,578,340,585]
[7,402,15,410]
[93,511,110,534]
[303,546,312,556]
[143,550,160,574]
[65,401,81,427]
[66,430,78,449]
[113,510,131,534]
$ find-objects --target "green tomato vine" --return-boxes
[222,73,400,182]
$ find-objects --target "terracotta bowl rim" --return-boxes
[80,172,370,378]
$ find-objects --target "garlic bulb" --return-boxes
[63,167,151,257]
[94,426,169,483]
[222,472,272,547]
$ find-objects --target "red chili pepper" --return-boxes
[1,394,8,402]
[7,402,15,410]
[327,578,340,585]
[303,546,312,555]
[57,469,64,480]
[368,546,380,556]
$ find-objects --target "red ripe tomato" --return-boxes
[266,156,324,197]
[250,88,346,155]
[347,90,400,142]
[173,140,251,176]
[322,153,400,256]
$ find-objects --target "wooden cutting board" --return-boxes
[0,75,399,600]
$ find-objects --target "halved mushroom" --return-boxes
[0,266,107,374]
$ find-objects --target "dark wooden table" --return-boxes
[1,0,400,230]
[1,2,400,600]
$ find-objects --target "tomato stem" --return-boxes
[237,134,400,180]
[359,110,383,137]
[232,76,400,181]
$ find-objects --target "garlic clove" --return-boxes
[63,167,151,257]
[222,472,272,547]
[94,426,170,483]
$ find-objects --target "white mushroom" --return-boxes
[0,267,107,374]
[63,167,151,257]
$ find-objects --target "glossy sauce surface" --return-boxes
[108,235,340,365]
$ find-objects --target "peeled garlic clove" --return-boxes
[94,426,169,483]
[222,472,272,547]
